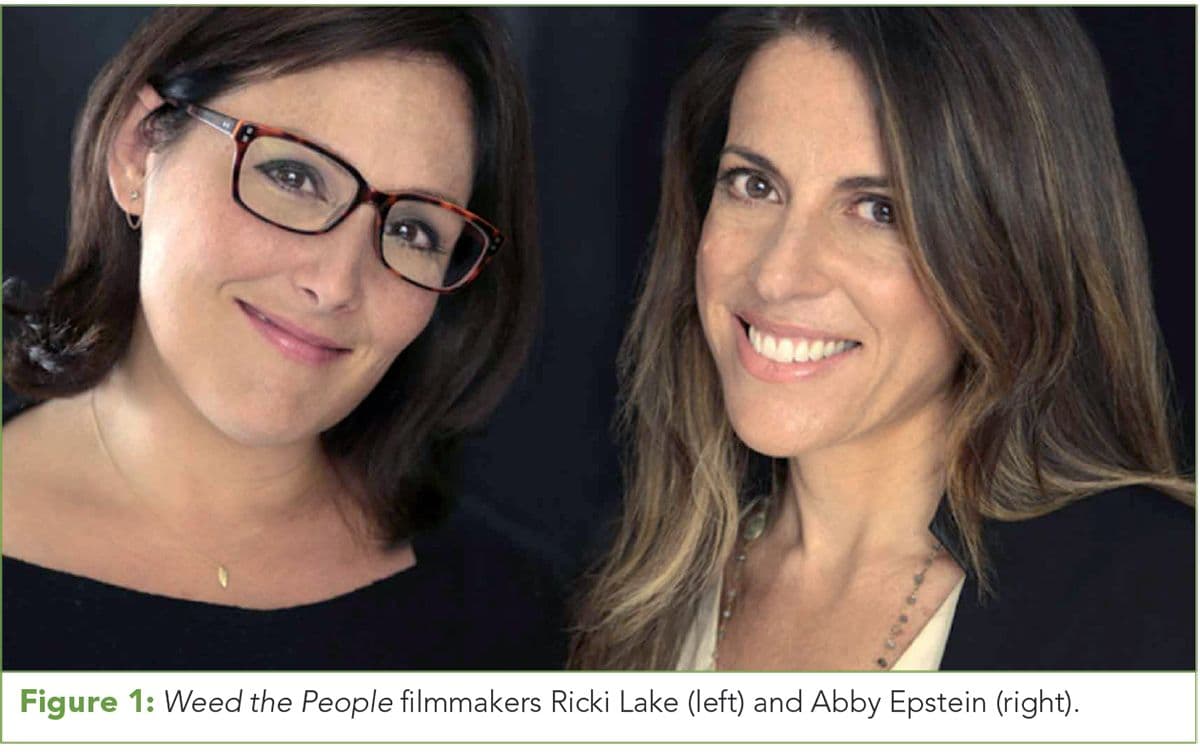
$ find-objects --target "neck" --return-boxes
[91,352,339,531]
[773,401,951,562]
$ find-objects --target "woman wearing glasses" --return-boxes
[571,8,1194,670]
[2,9,558,668]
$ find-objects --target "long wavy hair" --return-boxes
[571,7,1193,669]
[3,8,539,544]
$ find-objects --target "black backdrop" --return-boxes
[3,8,1194,580]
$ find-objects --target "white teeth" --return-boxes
[776,338,794,361]
[794,339,809,362]
[762,334,778,359]
[747,324,857,364]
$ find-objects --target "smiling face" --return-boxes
[695,35,961,461]
[117,56,475,446]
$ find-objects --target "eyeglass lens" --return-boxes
[238,136,488,290]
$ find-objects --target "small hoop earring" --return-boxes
[125,188,143,229]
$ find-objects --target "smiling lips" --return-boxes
[735,315,860,382]
[237,300,352,365]
[747,324,857,364]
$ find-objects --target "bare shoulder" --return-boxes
[3,394,110,561]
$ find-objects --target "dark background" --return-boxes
[3,8,1194,581]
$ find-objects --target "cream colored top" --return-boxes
[676,575,965,671]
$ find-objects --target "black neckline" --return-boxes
[1,528,443,616]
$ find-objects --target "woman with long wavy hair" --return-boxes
[572,7,1193,670]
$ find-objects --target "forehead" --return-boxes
[728,35,885,176]
[207,55,475,202]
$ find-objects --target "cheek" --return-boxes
[695,216,764,365]
[695,208,774,299]
[872,274,960,386]
[695,220,738,318]
[138,153,282,296]
[694,235,715,309]
[913,311,961,385]
[825,227,914,281]
[363,282,439,364]
[694,236,725,351]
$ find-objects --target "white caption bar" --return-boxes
[2,671,1193,743]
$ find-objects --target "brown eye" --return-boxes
[253,159,327,200]
[385,218,442,253]
[852,196,897,228]
[721,168,782,204]
[745,174,773,199]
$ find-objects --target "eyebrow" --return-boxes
[266,123,469,206]
[720,144,892,194]
[835,175,892,192]
[257,122,468,206]
[721,145,784,179]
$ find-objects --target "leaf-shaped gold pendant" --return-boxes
[217,565,229,589]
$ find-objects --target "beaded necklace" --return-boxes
[714,496,944,669]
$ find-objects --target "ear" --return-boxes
[107,85,166,214]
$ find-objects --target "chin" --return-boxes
[722,391,833,460]
[195,373,374,447]
[198,397,332,447]
[728,424,815,460]
[214,416,318,447]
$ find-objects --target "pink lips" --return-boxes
[737,311,854,343]
[237,300,351,365]
[733,313,859,383]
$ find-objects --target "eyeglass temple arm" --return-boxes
[162,97,239,137]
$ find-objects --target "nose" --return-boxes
[750,211,836,303]
[288,205,376,312]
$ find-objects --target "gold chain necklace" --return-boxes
[89,390,235,589]
[714,496,944,670]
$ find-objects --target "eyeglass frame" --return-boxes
[159,96,504,293]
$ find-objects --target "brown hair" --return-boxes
[3,8,540,542]
[571,7,1193,669]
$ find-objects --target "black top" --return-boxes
[2,500,569,670]
[933,485,1195,670]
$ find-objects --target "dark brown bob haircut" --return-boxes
[3,8,540,543]
[572,7,1193,669]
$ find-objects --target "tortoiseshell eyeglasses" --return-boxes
[163,97,503,293]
